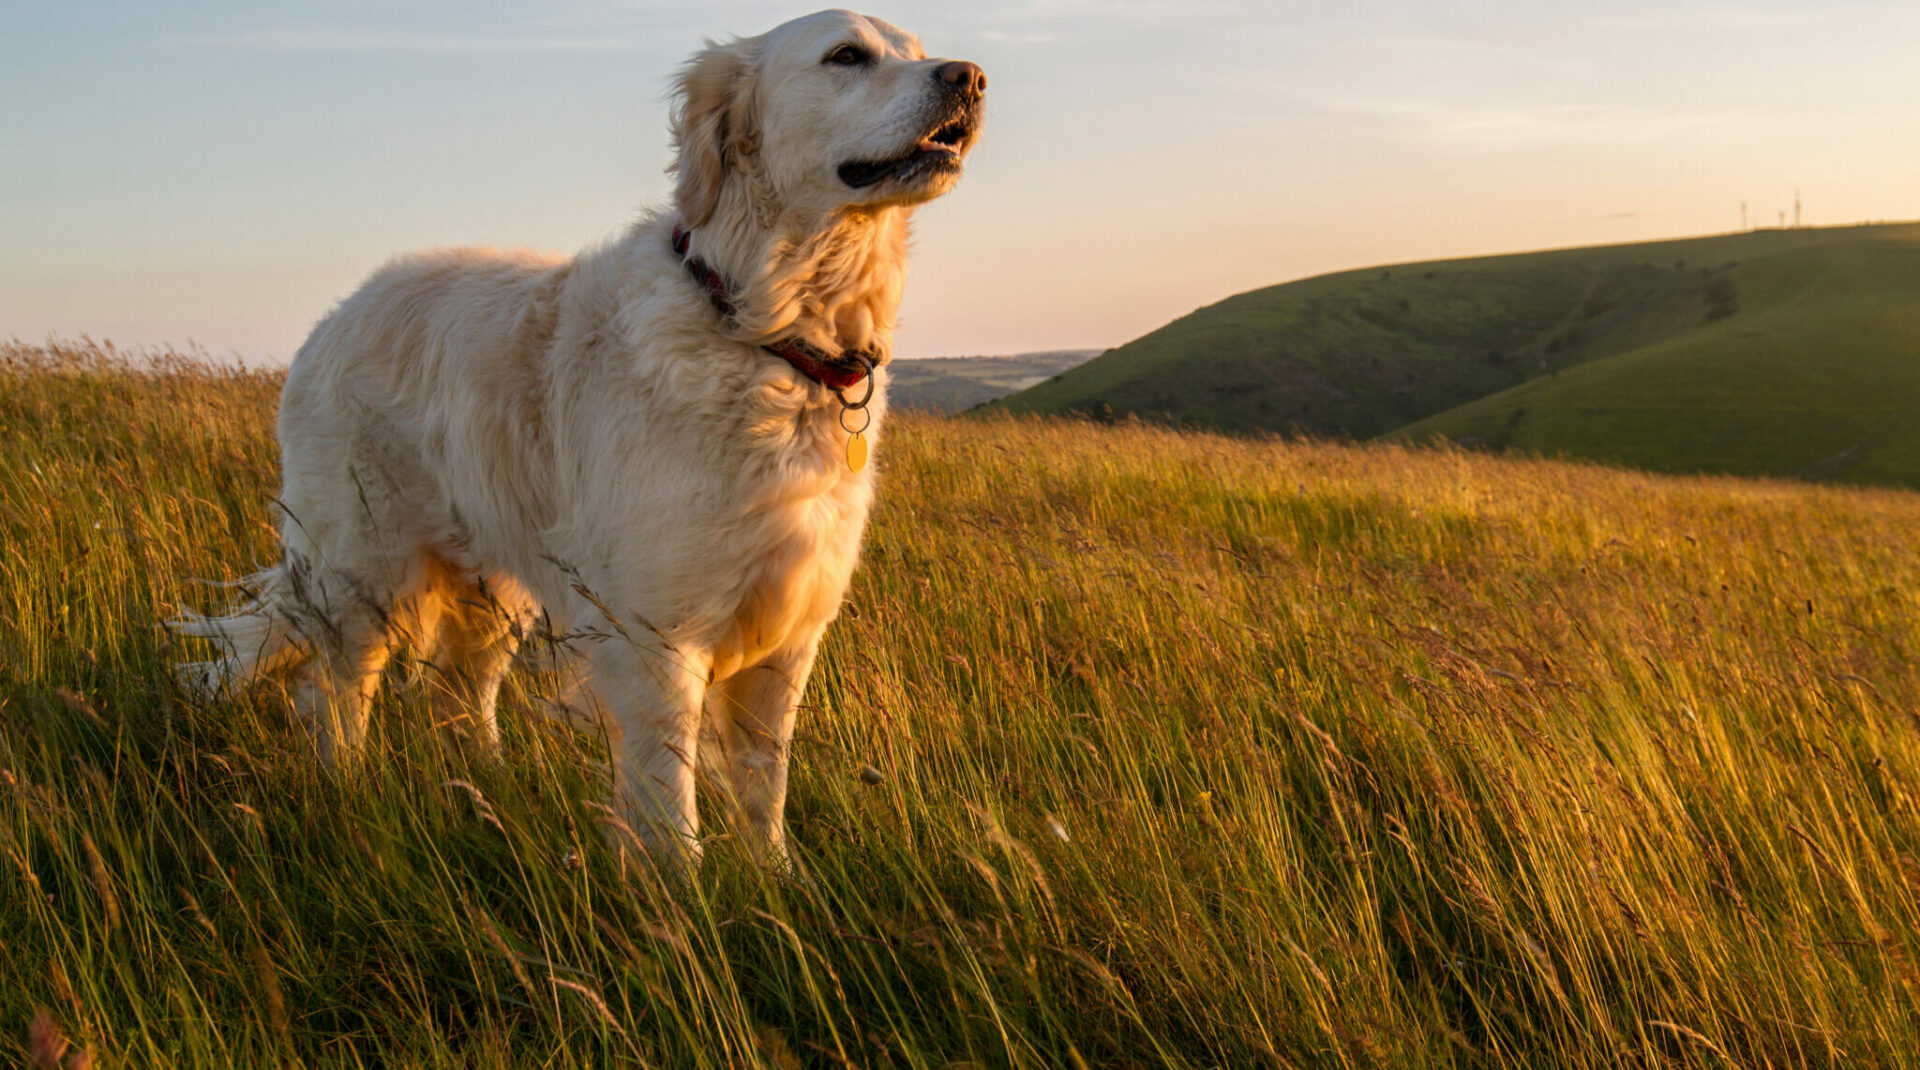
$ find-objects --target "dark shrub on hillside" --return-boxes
[1705,275,1738,321]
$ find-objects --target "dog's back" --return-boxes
[281,248,570,568]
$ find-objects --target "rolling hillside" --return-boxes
[1391,224,1920,486]
[990,224,1920,484]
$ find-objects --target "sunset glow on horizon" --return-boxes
[5,0,1919,362]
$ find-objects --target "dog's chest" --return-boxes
[708,483,865,676]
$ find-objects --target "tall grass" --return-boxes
[4,339,1919,1066]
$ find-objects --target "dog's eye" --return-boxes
[823,44,870,67]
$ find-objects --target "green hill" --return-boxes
[990,225,1920,483]
[1391,224,1920,486]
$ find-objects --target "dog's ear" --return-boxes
[670,39,761,230]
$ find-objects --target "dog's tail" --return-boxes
[167,564,311,701]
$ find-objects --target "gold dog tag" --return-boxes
[847,431,868,473]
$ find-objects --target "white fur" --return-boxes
[171,10,983,872]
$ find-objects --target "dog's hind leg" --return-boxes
[171,534,404,770]
[426,574,535,756]
[283,552,418,770]
[269,506,437,770]
[706,642,816,868]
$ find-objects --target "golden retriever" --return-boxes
[172,9,985,873]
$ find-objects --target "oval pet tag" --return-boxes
[840,403,872,473]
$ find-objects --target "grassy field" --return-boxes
[991,223,1920,488]
[6,341,1920,1066]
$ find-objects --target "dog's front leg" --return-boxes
[708,642,817,868]
[586,642,712,878]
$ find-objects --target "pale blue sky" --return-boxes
[4,1,1918,361]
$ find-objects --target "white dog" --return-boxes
[172,10,985,871]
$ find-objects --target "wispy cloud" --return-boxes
[1005,0,1268,22]
[1394,102,1752,148]
[970,28,1063,46]
[160,27,635,54]
[1582,6,1842,33]
[1257,87,1764,150]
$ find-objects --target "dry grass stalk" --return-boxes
[250,943,291,1045]
[77,834,118,937]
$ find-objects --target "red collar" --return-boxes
[671,225,877,392]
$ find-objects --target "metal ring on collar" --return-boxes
[839,404,872,436]
[833,353,877,411]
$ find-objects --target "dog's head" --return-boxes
[670,9,986,229]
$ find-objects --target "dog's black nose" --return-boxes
[934,61,986,100]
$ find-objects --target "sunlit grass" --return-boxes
[4,339,1919,1066]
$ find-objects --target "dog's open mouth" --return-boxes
[837,113,978,190]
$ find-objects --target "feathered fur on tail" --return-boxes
[167,564,311,701]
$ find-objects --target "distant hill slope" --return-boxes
[887,349,1099,413]
[1389,224,1920,487]
[987,225,1908,447]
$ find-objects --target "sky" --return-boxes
[4,1,1919,362]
